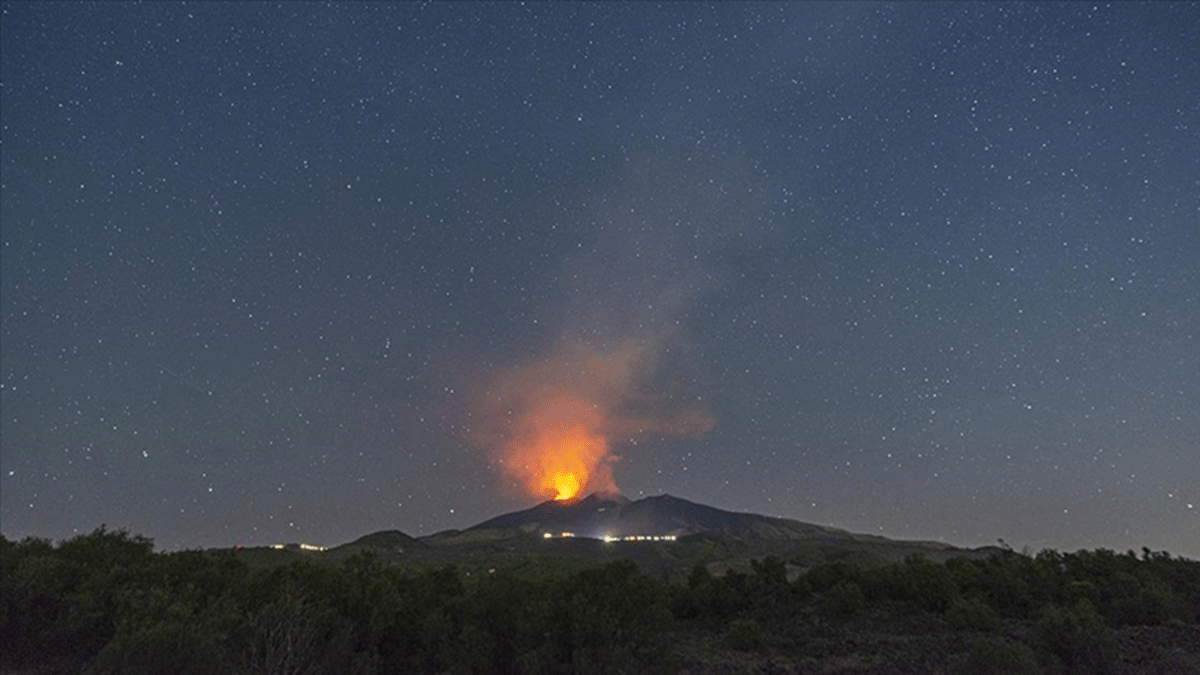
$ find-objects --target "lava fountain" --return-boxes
[473,336,713,502]
[498,389,616,501]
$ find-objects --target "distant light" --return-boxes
[545,531,675,544]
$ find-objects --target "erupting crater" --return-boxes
[552,472,581,501]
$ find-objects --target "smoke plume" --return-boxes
[470,146,769,501]
[474,332,713,501]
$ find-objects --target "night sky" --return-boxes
[2,2,1197,558]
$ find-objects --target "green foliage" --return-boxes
[1034,600,1119,675]
[672,563,748,621]
[3,529,1198,674]
[0,527,159,672]
[957,636,1040,675]
[750,555,788,587]
[822,580,866,622]
[91,604,231,675]
[866,554,960,613]
[725,617,765,652]
[447,570,553,674]
[787,544,884,568]
[546,559,672,674]
[804,561,864,593]
[946,596,1001,632]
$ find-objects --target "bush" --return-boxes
[90,620,228,675]
[882,554,960,613]
[946,597,1001,632]
[10,529,1200,674]
[725,617,765,652]
[823,581,865,622]
[957,636,1039,675]
[1034,600,1118,675]
[546,560,672,674]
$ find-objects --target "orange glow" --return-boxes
[506,392,617,501]
[552,472,581,501]
[473,336,714,502]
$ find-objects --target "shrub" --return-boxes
[957,636,1039,675]
[823,580,865,622]
[726,617,766,652]
[1034,600,1118,675]
[946,597,1001,632]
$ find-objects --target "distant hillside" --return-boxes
[244,494,992,577]
[326,529,426,560]
[467,492,955,547]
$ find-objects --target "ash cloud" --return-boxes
[473,332,714,500]
[470,145,771,500]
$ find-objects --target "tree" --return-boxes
[1034,599,1118,675]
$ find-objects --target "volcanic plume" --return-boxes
[473,333,714,501]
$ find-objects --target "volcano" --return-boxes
[467,492,891,543]
[321,492,985,570]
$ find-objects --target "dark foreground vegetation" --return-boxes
[3,528,1198,674]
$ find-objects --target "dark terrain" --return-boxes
[3,494,1198,674]
[320,493,995,581]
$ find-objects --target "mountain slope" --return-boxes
[326,529,426,560]
[466,492,930,544]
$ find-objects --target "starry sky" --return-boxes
[2,2,1197,558]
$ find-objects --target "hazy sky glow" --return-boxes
[2,2,1197,557]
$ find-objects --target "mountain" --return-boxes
[249,493,987,576]
[466,492,926,544]
[326,529,426,558]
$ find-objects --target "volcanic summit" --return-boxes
[468,492,884,542]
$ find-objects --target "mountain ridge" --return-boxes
[287,492,999,574]
[463,492,954,548]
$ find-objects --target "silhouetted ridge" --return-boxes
[466,492,876,541]
[330,529,426,553]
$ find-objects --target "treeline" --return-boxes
[2,528,1197,674]
[678,547,1199,674]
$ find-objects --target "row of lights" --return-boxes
[542,531,677,543]
[608,534,678,543]
[270,542,328,551]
